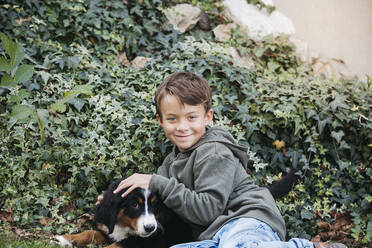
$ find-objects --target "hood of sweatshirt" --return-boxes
[179,126,249,169]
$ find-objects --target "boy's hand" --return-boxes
[114,173,152,198]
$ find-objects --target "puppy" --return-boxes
[55,179,192,247]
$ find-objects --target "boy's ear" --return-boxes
[205,109,213,125]
[156,114,163,126]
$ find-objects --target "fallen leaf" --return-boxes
[0,207,13,222]
[39,216,53,226]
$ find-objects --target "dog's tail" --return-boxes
[267,168,301,199]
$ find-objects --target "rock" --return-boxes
[165,4,202,33]
[116,52,130,67]
[213,23,237,42]
[223,47,254,69]
[131,56,151,69]
[222,0,295,40]
[198,10,211,31]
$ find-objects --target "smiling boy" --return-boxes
[113,72,346,248]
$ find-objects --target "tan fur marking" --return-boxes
[117,209,138,231]
[137,197,143,205]
[150,196,156,204]
[61,230,106,246]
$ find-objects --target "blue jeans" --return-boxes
[171,218,315,248]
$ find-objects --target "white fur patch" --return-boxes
[109,224,135,242]
[136,189,157,237]
[54,235,72,246]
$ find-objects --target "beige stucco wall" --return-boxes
[274,0,372,79]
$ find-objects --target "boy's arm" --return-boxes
[149,153,237,226]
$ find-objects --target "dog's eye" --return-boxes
[131,202,140,209]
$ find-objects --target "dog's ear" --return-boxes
[94,179,124,234]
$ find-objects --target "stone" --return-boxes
[165,4,202,33]
[131,56,151,69]
[198,10,211,31]
[213,23,238,42]
[223,47,254,69]
[222,0,295,40]
[116,52,130,67]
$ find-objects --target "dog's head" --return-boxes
[95,180,163,241]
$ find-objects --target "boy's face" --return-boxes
[156,94,213,152]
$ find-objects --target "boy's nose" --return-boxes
[176,120,188,131]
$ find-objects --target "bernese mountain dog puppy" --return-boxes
[56,169,300,247]
[55,179,192,247]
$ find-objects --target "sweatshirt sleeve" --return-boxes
[149,152,237,226]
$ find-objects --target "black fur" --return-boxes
[267,168,300,199]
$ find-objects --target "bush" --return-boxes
[0,0,371,245]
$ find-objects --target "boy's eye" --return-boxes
[167,117,176,121]
[188,116,197,120]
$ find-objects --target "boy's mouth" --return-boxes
[175,134,193,139]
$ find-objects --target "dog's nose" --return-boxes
[144,224,155,233]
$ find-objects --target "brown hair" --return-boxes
[155,72,212,119]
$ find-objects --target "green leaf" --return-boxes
[33,109,49,143]
[51,101,67,113]
[37,71,51,84]
[267,61,280,72]
[253,47,265,57]
[66,84,94,97]
[68,98,86,112]
[14,64,34,83]
[317,117,331,134]
[328,95,350,111]
[0,32,25,67]
[9,104,35,127]
[0,74,17,88]
[18,89,31,99]
[0,56,12,72]
[331,130,344,143]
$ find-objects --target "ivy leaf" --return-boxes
[253,47,265,57]
[0,56,12,72]
[68,98,86,112]
[9,104,35,127]
[267,61,280,72]
[315,117,331,135]
[337,160,350,171]
[65,84,94,98]
[0,32,25,67]
[301,208,313,220]
[14,64,34,83]
[37,71,51,84]
[328,95,349,111]
[51,101,67,113]
[331,130,344,143]
[32,109,49,143]
[0,74,17,88]
[64,183,75,194]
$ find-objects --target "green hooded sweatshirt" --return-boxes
[149,127,286,241]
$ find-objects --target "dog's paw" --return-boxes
[54,235,73,246]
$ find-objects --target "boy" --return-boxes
[113,72,346,248]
